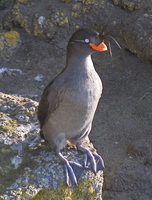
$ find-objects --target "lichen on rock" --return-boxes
[0,30,21,61]
[112,0,141,11]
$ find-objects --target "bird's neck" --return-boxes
[66,51,94,73]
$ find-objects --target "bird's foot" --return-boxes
[58,152,84,187]
[77,145,105,174]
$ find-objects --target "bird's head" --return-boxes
[68,28,108,55]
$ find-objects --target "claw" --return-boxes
[77,145,104,174]
[64,160,77,186]
[58,151,84,186]
[84,149,97,173]
[92,152,105,172]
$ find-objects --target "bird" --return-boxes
[37,28,107,186]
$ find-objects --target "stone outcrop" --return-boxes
[1,0,152,60]
[0,92,103,200]
[0,0,152,199]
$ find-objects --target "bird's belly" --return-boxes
[49,79,102,139]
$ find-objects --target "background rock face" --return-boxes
[0,0,152,199]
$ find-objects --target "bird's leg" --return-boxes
[77,145,105,174]
[57,151,84,187]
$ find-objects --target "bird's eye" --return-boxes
[84,39,89,43]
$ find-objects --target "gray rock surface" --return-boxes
[0,0,152,199]
[0,92,103,200]
[1,0,152,60]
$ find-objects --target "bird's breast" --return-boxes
[46,68,102,139]
[59,70,102,131]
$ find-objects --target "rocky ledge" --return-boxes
[0,92,103,200]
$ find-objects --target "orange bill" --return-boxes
[89,42,107,52]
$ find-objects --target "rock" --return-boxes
[1,0,152,60]
[120,12,152,60]
[0,92,103,200]
[0,31,21,62]
[112,0,141,11]
[0,0,14,11]
[0,0,152,199]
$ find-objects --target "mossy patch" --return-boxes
[18,0,28,3]
[82,0,95,5]
[11,178,99,199]
[0,142,38,196]
[0,118,18,134]
[31,179,97,200]
[0,31,20,46]
[0,144,19,194]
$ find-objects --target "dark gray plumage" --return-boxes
[38,28,107,186]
